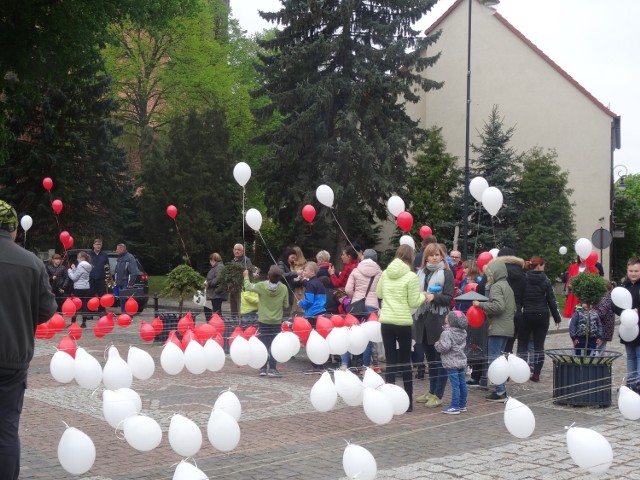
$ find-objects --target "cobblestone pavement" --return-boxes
[19,310,640,480]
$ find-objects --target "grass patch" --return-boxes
[148,275,169,296]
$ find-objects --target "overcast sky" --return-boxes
[230,0,640,175]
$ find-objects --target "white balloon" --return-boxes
[487,355,509,385]
[116,387,142,413]
[168,414,202,458]
[184,340,207,375]
[203,338,226,371]
[315,184,334,208]
[504,397,536,438]
[399,235,415,250]
[343,443,377,480]
[284,331,301,356]
[74,347,103,390]
[619,323,639,342]
[379,383,410,415]
[245,208,263,231]
[362,367,385,390]
[207,408,240,452]
[103,346,133,390]
[310,372,338,412]
[127,346,155,381]
[387,195,405,217]
[233,162,251,187]
[612,287,633,310]
[574,238,593,260]
[306,330,331,365]
[566,426,613,473]
[327,326,349,355]
[229,335,251,366]
[507,354,531,383]
[20,214,33,232]
[469,176,489,203]
[160,342,185,375]
[347,325,369,355]
[122,415,162,452]
[271,332,294,363]
[58,427,96,475]
[361,320,382,344]
[620,308,639,328]
[334,369,363,402]
[489,248,500,259]
[247,335,269,369]
[102,389,137,429]
[50,350,75,383]
[481,186,503,216]
[214,390,242,421]
[363,387,394,425]
[559,246,568,255]
[173,460,209,480]
[618,386,640,420]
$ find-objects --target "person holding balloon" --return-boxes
[563,255,599,318]
[46,253,69,311]
[205,253,227,316]
[328,246,359,289]
[67,251,93,328]
[277,247,305,317]
[114,243,140,313]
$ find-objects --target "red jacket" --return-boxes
[330,260,358,288]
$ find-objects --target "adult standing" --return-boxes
[563,256,599,318]
[230,244,252,319]
[88,238,109,312]
[495,247,527,354]
[328,246,359,288]
[0,200,57,479]
[205,253,226,315]
[114,243,140,313]
[46,253,69,310]
[376,244,427,412]
[450,250,464,290]
[277,247,304,317]
[518,257,562,382]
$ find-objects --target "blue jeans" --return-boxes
[447,368,467,409]
[426,344,447,399]
[625,343,640,388]
[341,306,376,367]
[488,336,509,395]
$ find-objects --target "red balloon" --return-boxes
[208,313,225,336]
[51,199,63,214]
[178,314,195,336]
[151,316,164,335]
[117,313,132,328]
[292,316,312,345]
[315,316,334,338]
[48,313,66,334]
[94,317,111,338]
[57,336,77,358]
[585,250,598,268]
[61,298,77,318]
[63,236,74,249]
[213,333,224,348]
[477,252,493,272]
[419,225,433,238]
[243,325,257,339]
[71,296,82,311]
[467,305,485,328]
[195,323,215,344]
[166,205,178,219]
[301,204,316,223]
[181,330,197,350]
[331,314,345,328]
[139,321,156,342]
[281,322,291,332]
[35,322,52,339]
[166,330,183,350]
[464,282,478,293]
[87,297,100,312]
[42,177,53,192]
[59,231,70,245]
[367,312,379,322]
[68,322,83,341]
[396,211,413,232]
[228,326,243,348]
[124,296,138,315]
[343,314,360,327]
[100,294,115,308]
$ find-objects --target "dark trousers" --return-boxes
[89,277,106,313]
[258,322,282,370]
[381,323,413,403]
[0,369,27,480]
[517,312,550,375]
[426,344,447,399]
[71,287,91,324]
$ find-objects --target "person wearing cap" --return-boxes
[0,200,57,479]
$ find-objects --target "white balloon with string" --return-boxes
[566,425,613,473]
[469,176,489,203]
[315,184,334,207]
[245,208,262,231]
[574,238,592,259]
[233,162,251,187]
[387,195,405,217]
[482,187,503,216]
[21,214,33,232]
[504,397,535,438]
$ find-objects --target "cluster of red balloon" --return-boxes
[291,312,379,345]
[160,312,228,350]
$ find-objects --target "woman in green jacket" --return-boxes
[376,244,427,412]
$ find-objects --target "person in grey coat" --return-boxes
[206,252,227,315]
[435,310,468,414]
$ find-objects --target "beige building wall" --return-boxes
[405,0,617,275]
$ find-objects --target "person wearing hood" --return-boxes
[377,245,427,412]
[243,266,289,377]
[67,251,93,328]
[435,310,469,414]
[495,247,527,354]
[341,249,382,371]
[473,259,515,402]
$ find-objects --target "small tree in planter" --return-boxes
[570,272,608,352]
[163,265,205,315]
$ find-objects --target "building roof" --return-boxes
[425,0,617,119]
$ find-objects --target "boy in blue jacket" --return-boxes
[298,262,327,373]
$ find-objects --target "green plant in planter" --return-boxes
[163,265,205,314]
[570,272,608,353]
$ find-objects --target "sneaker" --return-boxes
[80,322,86,329]
[425,396,442,408]
[416,391,433,403]
[466,378,480,387]
[442,407,460,415]
[459,406,467,412]
[268,370,282,378]
[530,373,540,382]
[259,368,267,376]
[486,392,507,402]
[339,365,348,371]
[406,404,413,413]
[371,366,382,373]
[304,367,324,375]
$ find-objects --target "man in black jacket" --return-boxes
[0,200,57,479]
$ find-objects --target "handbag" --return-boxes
[193,289,207,307]
[345,276,375,315]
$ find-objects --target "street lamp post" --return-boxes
[461,0,499,261]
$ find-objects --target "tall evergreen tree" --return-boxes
[469,105,522,253]
[514,147,574,281]
[254,0,441,257]
[611,174,640,281]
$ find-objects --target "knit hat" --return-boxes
[0,200,18,232]
[363,249,378,262]
[497,246,515,257]
[447,310,468,329]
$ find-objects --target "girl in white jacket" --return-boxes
[68,251,93,327]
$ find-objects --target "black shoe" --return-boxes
[486,392,507,402]
[81,322,86,329]
[406,404,413,413]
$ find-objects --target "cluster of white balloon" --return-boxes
[469,177,503,216]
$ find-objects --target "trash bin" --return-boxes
[155,313,179,343]
[546,349,622,407]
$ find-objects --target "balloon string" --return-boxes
[241,187,248,269]
[472,202,481,260]
[173,219,191,266]
[256,229,297,299]
[329,209,357,253]
[49,192,71,268]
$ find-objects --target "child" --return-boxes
[243,266,289,377]
[298,261,328,374]
[569,303,603,356]
[594,281,616,353]
[435,310,468,414]
[612,257,640,391]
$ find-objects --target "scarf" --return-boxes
[426,261,448,316]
